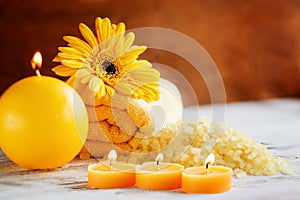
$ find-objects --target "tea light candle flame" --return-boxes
[155,153,163,168]
[205,153,215,171]
[108,150,117,168]
[30,51,42,77]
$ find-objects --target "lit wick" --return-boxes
[155,153,163,169]
[31,51,42,77]
[107,149,117,169]
[205,153,215,172]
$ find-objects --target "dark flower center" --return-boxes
[101,60,117,75]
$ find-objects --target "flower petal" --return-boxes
[140,86,160,102]
[100,18,112,46]
[89,76,101,92]
[77,68,93,78]
[130,70,160,81]
[58,47,88,57]
[81,74,94,84]
[52,55,63,62]
[111,24,117,30]
[106,85,115,96]
[52,65,78,77]
[79,23,99,49]
[115,82,134,96]
[124,60,151,71]
[96,79,106,99]
[113,22,125,35]
[63,36,92,54]
[125,66,160,84]
[95,17,103,44]
[109,33,124,54]
[66,76,76,87]
[58,52,85,61]
[118,46,147,66]
[123,32,135,50]
[61,59,83,68]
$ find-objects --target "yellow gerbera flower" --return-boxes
[52,17,160,102]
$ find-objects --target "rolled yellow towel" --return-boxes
[80,93,155,158]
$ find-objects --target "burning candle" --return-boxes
[182,153,232,194]
[0,51,88,169]
[88,150,136,189]
[135,153,184,190]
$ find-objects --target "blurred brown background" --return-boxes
[0,0,300,106]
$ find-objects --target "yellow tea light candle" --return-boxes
[136,153,184,190]
[0,51,88,169]
[88,150,136,189]
[182,153,232,194]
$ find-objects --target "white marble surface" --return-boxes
[1,98,300,200]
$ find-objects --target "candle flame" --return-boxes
[205,153,215,170]
[31,51,42,76]
[155,153,163,166]
[31,51,42,70]
[108,149,117,161]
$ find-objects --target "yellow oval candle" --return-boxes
[0,52,88,169]
[182,153,232,194]
[135,154,184,190]
[88,150,135,189]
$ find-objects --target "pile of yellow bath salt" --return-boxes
[120,117,294,177]
[177,118,294,177]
